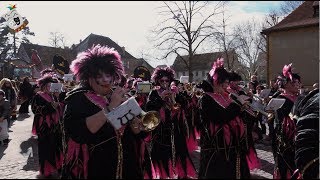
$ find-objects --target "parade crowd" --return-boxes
[0,45,318,179]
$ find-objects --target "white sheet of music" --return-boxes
[105,97,142,130]
[259,89,271,98]
[50,83,63,93]
[265,98,286,111]
[63,74,74,82]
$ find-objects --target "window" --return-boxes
[195,71,198,76]
[202,71,205,76]
[182,71,185,76]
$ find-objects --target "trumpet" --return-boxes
[139,110,161,132]
[162,84,181,110]
[193,88,205,98]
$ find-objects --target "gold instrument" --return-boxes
[140,110,161,132]
[230,93,274,119]
[162,84,181,110]
[185,83,193,92]
[193,87,204,98]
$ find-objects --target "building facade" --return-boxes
[262,1,319,88]
[171,50,247,83]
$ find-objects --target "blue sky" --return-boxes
[234,1,281,13]
[0,1,283,67]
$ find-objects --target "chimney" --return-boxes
[313,1,319,17]
[80,39,82,43]
[121,46,126,56]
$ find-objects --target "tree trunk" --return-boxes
[13,33,16,55]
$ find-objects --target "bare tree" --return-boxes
[48,31,66,48]
[259,10,282,53]
[279,1,304,15]
[214,7,241,71]
[150,1,226,82]
[234,18,265,80]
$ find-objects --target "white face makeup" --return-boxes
[89,73,114,95]
[95,73,114,86]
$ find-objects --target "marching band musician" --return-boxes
[272,63,301,179]
[180,81,202,154]
[292,88,319,179]
[30,74,64,178]
[146,67,197,179]
[131,78,148,111]
[198,58,254,179]
[61,45,154,179]
[227,71,260,170]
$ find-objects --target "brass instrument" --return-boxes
[230,93,274,119]
[193,87,204,98]
[139,110,161,132]
[162,84,181,110]
[183,83,193,96]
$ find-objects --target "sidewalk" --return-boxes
[0,111,39,179]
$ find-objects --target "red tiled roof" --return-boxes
[262,1,319,34]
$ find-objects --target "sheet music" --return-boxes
[265,98,286,111]
[259,89,271,98]
[50,83,63,93]
[180,76,189,83]
[63,74,74,82]
[106,97,142,130]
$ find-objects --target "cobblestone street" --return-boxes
[0,107,274,179]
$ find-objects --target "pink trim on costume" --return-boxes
[55,152,64,170]
[206,92,231,108]
[43,160,56,177]
[160,108,165,122]
[82,144,89,178]
[246,147,261,170]
[66,139,89,179]
[37,92,53,103]
[175,158,197,178]
[85,92,108,109]
[208,117,244,146]
[186,135,198,153]
[153,160,177,179]
[194,129,200,140]
[282,116,296,142]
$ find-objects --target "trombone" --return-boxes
[229,93,274,120]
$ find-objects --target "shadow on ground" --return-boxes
[20,137,39,171]
[0,145,8,160]
[17,113,31,121]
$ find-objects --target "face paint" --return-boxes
[95,73,114,87]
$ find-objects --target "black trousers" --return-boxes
[19,99,30,113]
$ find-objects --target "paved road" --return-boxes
[0,108,275,179]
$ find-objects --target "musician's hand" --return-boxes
[160,90,171,99]
[53,92,60,98]
[241,101,250,110]
[109,87,128,109]
[247,91,253,98]
[51,102,59,109]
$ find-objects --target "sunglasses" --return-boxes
[160,79,170,83]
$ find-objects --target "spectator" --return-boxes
[18,77,34,114]
[0,90,10,146]
[250,75,259,94]
[0,78,17,124]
